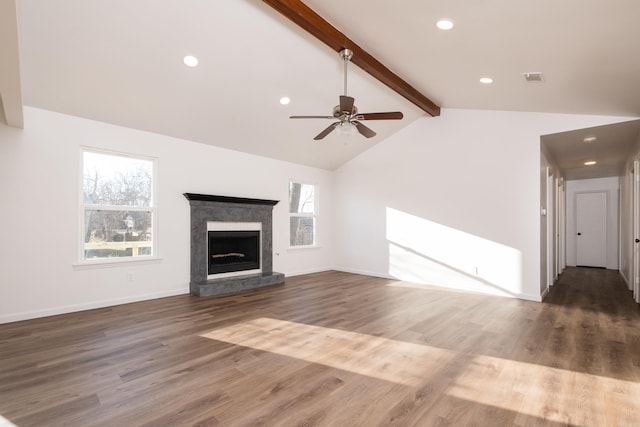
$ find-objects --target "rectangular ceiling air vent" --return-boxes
[523,72,544,82]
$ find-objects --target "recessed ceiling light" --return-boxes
[583,136,597,143]
[584,161,597,166]
[183,55,199,67]
[480,77,493,84]
[436,19,454,30]
[279,97,290,105]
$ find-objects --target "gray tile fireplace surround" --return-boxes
[184,193,285,297]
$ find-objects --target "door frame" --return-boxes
[547,170,555,287]
[558,179,566,272]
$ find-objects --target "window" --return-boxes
[81,149,155,261]
[289,181,317,247]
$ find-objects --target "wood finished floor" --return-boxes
[1,268,639,426]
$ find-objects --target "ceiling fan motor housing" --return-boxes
[333,104,357,119]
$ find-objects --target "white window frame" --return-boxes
[77,147,159,266]
[288,180,318,249]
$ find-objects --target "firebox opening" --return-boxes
[208,230,260,275]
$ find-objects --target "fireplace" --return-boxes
[184,193,285,297]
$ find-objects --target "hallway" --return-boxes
[543,267,640,381]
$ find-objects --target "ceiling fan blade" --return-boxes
[357,112,404,120]
[314,122,339,140]
[340,96,355,114]
[290,115,335,119]
[353,121,376,138]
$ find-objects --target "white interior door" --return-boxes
[576,192,607,268]
[633,161,640,302]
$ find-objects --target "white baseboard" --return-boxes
[333,267,543,302]
[284,267,333,277]
[540,286,550,300]
[332,267,394,280]
[0,288,188,324]
[2,266,547,324]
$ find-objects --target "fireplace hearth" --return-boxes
[184,193,285,297]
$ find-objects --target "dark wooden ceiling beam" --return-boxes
[262,0,441,117]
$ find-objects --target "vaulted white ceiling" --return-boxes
[3,0,640,172]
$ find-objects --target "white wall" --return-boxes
[565,177,619,269]
[333,108,631,301]
[0,108,334,323]
[1,107,634,323]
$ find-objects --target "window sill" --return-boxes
[73,256,163,270]
[288,245,321,251]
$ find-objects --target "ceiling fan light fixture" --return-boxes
[337,121,357,137]
[436,19,454,30]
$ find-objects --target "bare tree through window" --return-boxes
[82,151,155,260]
[289,181,316,246]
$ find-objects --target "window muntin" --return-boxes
[289,181,317,247]
[82,150,155,261]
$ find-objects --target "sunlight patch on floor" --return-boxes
[446,354,640,426]
[202,317,640,425]
[0,415,18,427]
[201,317,455,386]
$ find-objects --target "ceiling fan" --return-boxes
[290,49,404,140]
